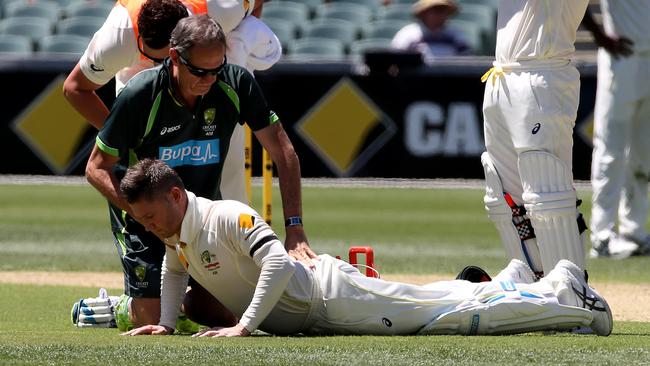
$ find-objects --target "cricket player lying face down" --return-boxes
[121,159,612,337]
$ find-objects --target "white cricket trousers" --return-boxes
[591,49,650,242]
[297,255,589,335]
[482,61,580,204]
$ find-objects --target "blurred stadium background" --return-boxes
[0,0,602,180]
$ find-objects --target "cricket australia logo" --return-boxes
[203,108,217,135]
[159,139,220,167]
[200,250,220,274]
[134,265,148,287]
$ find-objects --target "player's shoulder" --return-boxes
[217,63,255,89]
[200,198,258,227]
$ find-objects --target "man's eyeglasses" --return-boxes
[137,36,166,64]
[178,53,227,78]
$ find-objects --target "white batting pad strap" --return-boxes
[518,151,584,272]
[482,152,542,273]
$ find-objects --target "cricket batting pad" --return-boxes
[417,281,592,335]
[518,151,585,272]
[481,152,543,274]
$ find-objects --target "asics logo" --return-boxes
[532,123,541,135]
[160,125,181,135]
[90,64,104,72]
[159,139,220,167]
[382,318,392,327]
[572,285,606,312]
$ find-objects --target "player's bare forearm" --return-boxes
[254,124,317,263]
[85,145,130,212]
[254,124,303,220]
[63,64,110,130]
[581,9,633,58]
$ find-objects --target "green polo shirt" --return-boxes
[97,58,278,232]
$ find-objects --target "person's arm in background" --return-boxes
[582,9,633,59]
[254,123,317,267]
[251,0,264,18]
[63,6,137,129]
[86,146,130,211]
[63,65,110,130]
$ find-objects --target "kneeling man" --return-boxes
[121,159,613,337]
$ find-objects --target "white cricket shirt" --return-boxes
[159,192,313,333]
[494,0,589,64]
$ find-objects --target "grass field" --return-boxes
[1,181,649,365]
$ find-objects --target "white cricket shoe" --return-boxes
[492,259,537,284]
[621,234,650,256]
[551,260,613,336]
[589,235,638,259]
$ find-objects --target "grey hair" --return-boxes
[170,14,227,56]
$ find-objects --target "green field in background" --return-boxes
[1,183,648,282]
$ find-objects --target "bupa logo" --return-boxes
[159,139,220,167]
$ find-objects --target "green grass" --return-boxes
[1,182,649,365]
[0,284,648,365]
[2,183,649,282]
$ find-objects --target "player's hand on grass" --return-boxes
[192,323,251,337]
[122,324,173,336]
[285,227,318,268]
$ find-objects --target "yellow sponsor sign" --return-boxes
[11,76,90,174]
[295,78,396,176]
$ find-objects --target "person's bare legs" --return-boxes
[182,282,238,327]
[130,298,161,327]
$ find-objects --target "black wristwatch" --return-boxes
[285,216,303,227]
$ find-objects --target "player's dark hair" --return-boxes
[170,14,227,56]
[120,159,185,204]
[138,0,188,50]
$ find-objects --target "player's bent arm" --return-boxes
[62,63,110,130]
[159,246,190,330]
[239,241,297,333]
[85,144,130,211]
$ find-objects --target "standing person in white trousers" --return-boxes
[583,0,650,258]
[119,159,613,337]
[480,0,590,278]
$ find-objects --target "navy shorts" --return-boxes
[112,222,166,298]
